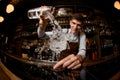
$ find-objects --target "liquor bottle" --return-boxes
[91,40,98,60]
[113,44,118,56]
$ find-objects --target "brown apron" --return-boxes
[58,42,80,80]
[59,41,79,60]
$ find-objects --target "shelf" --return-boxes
[83,54,120,67]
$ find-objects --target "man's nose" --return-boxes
[74,24,78,28]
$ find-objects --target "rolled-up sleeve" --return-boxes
[37,27,46,38]
[37,26,53,39]
[77,32,86,59]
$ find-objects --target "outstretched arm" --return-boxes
[53,32,86,70]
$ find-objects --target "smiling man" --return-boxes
[37,6,86,80]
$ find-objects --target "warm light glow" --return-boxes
[0,16,4,22]
[11,0,19,4]
[114,1,120,10]
[6,4,14,13]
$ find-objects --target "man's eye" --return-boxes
[72,22,75,24]
[77,24,81,26]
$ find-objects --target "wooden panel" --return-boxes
[0,67,10,80]
[0,60,21,80]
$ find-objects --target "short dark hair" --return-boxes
[70,13,84,23]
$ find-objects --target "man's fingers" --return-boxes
[53,54,74,70]
[68,60,81,69]
[72,63,82,69]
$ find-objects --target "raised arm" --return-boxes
[37,6,55,38]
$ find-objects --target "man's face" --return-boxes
[70,19,82,34]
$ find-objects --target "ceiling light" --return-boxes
[114,1,120,10]
[0,16,4,22]
[6,4,14,13]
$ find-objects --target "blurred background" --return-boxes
[0,0,120,80]
[0,0,120,33]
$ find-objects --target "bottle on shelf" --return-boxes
[91,40,98,60]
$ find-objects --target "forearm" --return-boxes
[77,50,86,60]
[37,26,45,38]
[78,32,86,60]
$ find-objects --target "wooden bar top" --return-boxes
[2,50,120,67]
[0,59,21,80]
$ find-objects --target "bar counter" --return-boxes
[2,50,120,67]
[0,50,120,80]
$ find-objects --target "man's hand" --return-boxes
[39,6,55,30]
[53,54,83,70]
